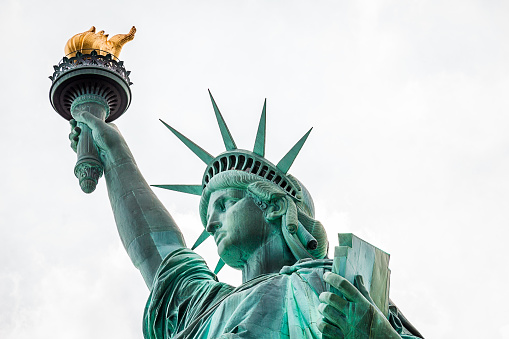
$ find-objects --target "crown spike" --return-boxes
[208,90,237,151]
[160,119,214,165]
[276,128,313,174]
[191,229,211,250]
[253,99,266,157]
[214,258,225,275]
[151,184,203,196]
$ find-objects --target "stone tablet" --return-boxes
[332,233,391,316]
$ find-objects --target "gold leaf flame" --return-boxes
[64,26,136,59]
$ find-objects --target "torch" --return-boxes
[49,26,135,193]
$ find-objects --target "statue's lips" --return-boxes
[214,232,226,244]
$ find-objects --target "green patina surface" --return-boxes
[71,94,109,193]
[64,92,423,338]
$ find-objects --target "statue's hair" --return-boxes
[199,170,328,260]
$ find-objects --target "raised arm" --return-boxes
[70,112,186,289]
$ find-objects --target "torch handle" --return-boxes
[74,122,103,193]
[70,94,109,194]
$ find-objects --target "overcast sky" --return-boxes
[1,0,508,338]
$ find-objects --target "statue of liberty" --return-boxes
[57,26,423,339]
[68,91,423,338]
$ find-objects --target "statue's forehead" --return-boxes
[208,188,247,203]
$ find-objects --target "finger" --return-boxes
[72,111,105,131]
[69,126,81,139]
[324,272,362,302]
[317,319,344,338]
[69,124,80,152]
[318,303,347,329]
[354,275,375,305]
[319,292,348,313]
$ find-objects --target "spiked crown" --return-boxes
[154,90,315,273]
[155,90,311,197]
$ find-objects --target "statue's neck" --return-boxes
[241,233,296,283]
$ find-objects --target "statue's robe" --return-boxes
[143,248,422,339]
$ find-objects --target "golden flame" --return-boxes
[64,26,136,58]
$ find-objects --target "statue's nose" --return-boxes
[206,221,221,234]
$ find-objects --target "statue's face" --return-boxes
[206,188,274,269]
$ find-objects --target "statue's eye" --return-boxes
[215,197,239,213]
[224,199,237,210]
[216,199,227,212]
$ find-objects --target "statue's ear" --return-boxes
[265,197,288,221]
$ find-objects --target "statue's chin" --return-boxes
[217,247,244,270]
